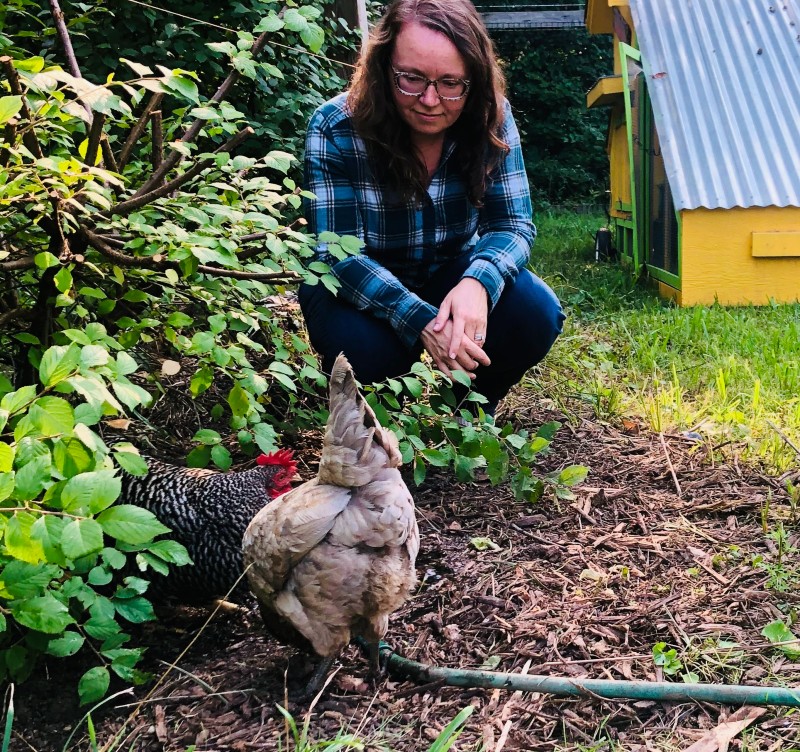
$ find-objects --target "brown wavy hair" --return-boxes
[348,0,509,206]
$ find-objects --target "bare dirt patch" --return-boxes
[9,404,800,751]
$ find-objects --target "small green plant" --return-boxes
[754,521,800,592]
[363,364,589,501]
[652,642,683,676]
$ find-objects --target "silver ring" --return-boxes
[474,333,484,343]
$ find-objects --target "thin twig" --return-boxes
[102,127,253,218]
[132,21,278,198]
[659,432,682,497]
[118,92,163,171]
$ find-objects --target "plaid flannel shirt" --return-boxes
[303,92,535,348]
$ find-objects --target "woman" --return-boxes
[300,0,564,415]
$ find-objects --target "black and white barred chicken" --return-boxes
[121,450,299,604]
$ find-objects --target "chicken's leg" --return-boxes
[291,654,336,702]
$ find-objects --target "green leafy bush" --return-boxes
[0,342,190,705]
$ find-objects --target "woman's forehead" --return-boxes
[392,21,467,74]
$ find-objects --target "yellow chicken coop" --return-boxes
[585,0,800,305]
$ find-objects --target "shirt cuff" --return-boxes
[397,300,438,349]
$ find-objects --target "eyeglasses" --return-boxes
[391,67,471,101]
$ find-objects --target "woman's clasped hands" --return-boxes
[420,277,491,379]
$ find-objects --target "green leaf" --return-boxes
[167,312,194,328]
[0,471,14,503]
[300,24,325,53]
[114,596,156,624]
[421,448,451,468]
[762,620,800,658]
[283,7,308,31]
[558,465,589,487]
[97,505,171,544]
[0,442,13,473]
[470,536,500,552]
[53,437,93,477]
[39,344,81,387]
[28,397,75,437]
[211,444,232,471]
[193,429,221,445]
[46,631,85,658]
[14,455,51,501]
[61,518,104,559]
[78,666,110,706]
[113,449,149,476]
[1,561,60,598]
[254,13,284,32]
[190,365,214,397]
[144,540,191,566]
[5,511,46,563]
[252,423,278,454]
[11,593,75,634]
[111,379,152,410]
[227,384,250,418]
[0,95,23,125]
[1,385,37,415]
[61,470,121,514]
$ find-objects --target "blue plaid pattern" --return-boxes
[303,93,535,348]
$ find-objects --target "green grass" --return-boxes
[529,209,800,473]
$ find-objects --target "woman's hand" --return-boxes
[420,278,491,379]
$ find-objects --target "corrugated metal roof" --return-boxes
[629,0,800,210]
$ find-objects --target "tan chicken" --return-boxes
[242,353,419,698]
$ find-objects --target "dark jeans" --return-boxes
[299,256,565,413]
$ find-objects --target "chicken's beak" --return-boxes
[291,472,302,483]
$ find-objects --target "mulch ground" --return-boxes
[9,402,800,752]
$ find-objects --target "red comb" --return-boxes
[257,449,296,469]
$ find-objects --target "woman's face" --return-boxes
[390,21,469,144]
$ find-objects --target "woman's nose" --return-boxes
[419,82,440,106]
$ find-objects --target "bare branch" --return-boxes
[1,56,43,159]
[80,226,300,283]
[118,93,163,171]
[0,307,33,328]
[133,26,275,197]
[150,110,164,175]
[100,135,119,173]
[195,266,301,283]
[101,127,253,219]
[0,256,36,272]
[84,112,105,167]
[48,0,83,78]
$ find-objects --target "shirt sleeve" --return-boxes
[303,110,437,349]
[462,102,536,310]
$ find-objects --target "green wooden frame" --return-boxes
[619,43,641,272]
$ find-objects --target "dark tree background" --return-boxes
[493,28,612,205]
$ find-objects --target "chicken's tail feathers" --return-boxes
[317,353,401,487]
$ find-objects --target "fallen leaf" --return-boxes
[104,418,130,430]
[682,706,766,752]
[161,359,181,376]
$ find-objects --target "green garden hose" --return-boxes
[373,643,800,707]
